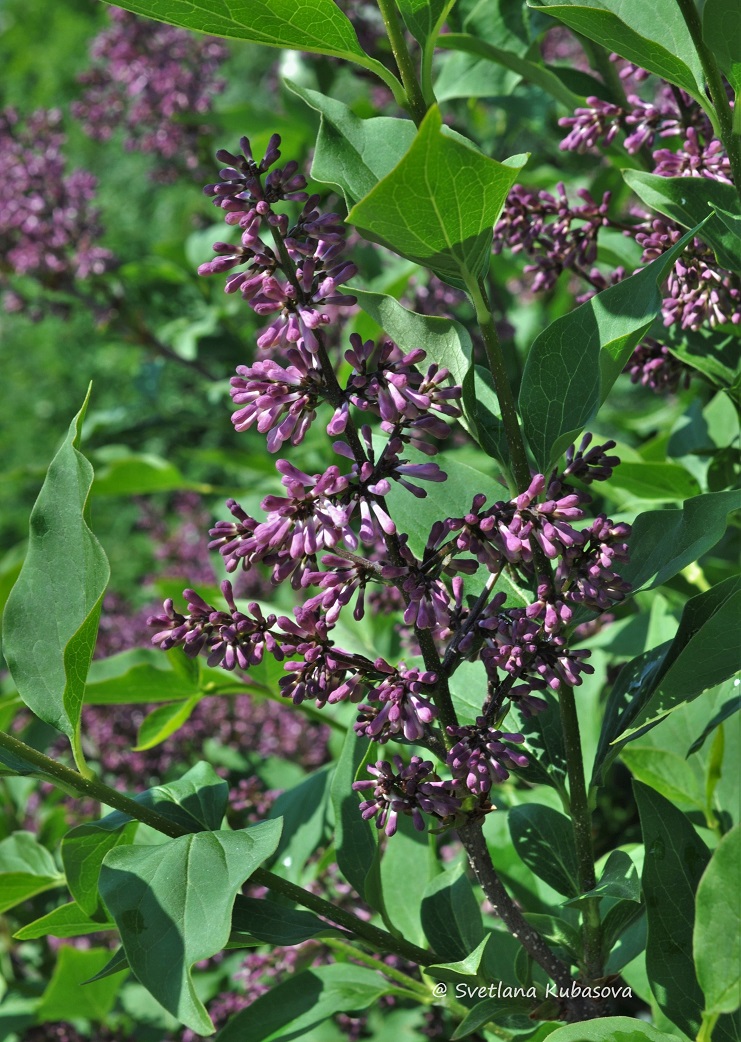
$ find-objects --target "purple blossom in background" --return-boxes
[625,337,691,393]
[73,6,227,179]
[353,756,460,836]
[0,107,115,314]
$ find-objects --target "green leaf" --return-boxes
[330,729,378,902]
[232,895,340,945]
[133,695,202,750]
[92,452,209,496]
[286,82,416,208]
[592,643,672,785]
[97,760,230,835]
[567,849,641,905]
[622,747,706,811]
[622,490,741,593]
[545,1017,684,1042]
[3,388,110,760]
[100,820,282,1035]
[527,0,707,107]
[397,0,452,46]
[616,578,741,741]
[516,692,568,793]
[601,900,646,970]
[84,946,129,983]
[635,781,710,1037]
[380,812,438,949]
[14,901,112,940]
[508,805,580,898]
[437,32,585,108]
[267,765,331,883]
[215,963,390,1042]
[62,820,137,919]
[695,825,741,1015]
[0,831,64,913]
[351,287,473,385]
[608,462,700,502]
[623,172,741,272]
[421,861,484,961]
[518,226,700,471]
[106,0,399,92]
[462,365,509,464]
[348,106,527,288]
[687,695,741,756]
[37,946,126,1023]
[84,649,202,704]
[703,0,741,92]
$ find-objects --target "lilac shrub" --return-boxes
[149,137,632,842]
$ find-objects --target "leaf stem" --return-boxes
[0,729,435,967]
[376,0,428,125]
[675,0,741,200]
[322,937,431,997]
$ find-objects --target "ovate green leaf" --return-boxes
[694,825,741,1014]
[348,106,527,288]
[3,387,110,760]
[100,821,282,1035]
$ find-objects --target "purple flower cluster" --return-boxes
[637,218,741,330]
[447,721,529,794]
[73,7,227,179]
[353,756,460,836]
[148,134,631,837]
[199,135,357,354]
[0,107,115,314]
[493,182,612,293]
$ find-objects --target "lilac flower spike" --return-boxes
[199,138,357,357]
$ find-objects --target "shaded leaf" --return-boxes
[635,781,710,1037]
[62,820,137,919]
[14,901,112,940]
[509,805,580,898]
[215,963,390,1042]
[527,0,707,106]
[703,0,741,91]
[348,106,527,288]
[3,387,110,757]
[421,861,484,960]
[286,82,416,208]
[462,365,509,464]
[687,694,741,756]
[623,172,741,272]
[330,729,378,902]
[37,946,125,1023]
[519,226,700,471]
[694,825,741,1015]
[397,0,452,46]
[232,895,342,945]
[0,831,64,914]
[100,821,282,1035]
[267,765,332,883]
[381,812,438,949]
[616,577,741,741]
[352,286,473,385]
[622,490,741,593]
